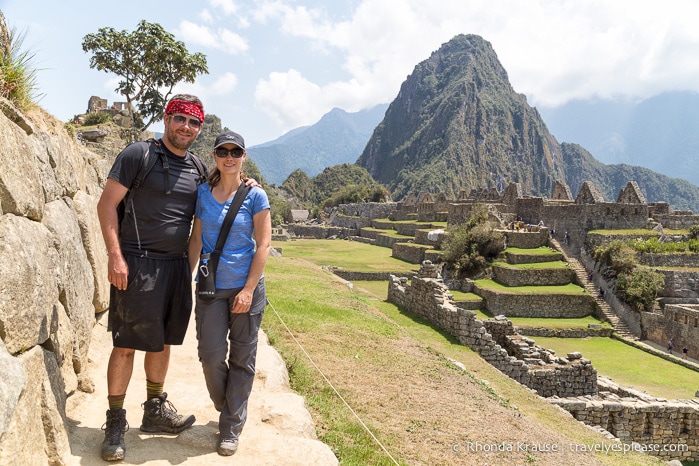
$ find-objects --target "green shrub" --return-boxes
[593,240,636,276]
[83,111,111,126]
[442,204,503,276]
[616,269,665,311]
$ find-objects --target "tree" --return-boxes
[82,20,208,132]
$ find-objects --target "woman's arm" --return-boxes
[230,208,272,313]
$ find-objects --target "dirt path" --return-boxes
[65,312,338,465]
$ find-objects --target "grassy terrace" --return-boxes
[474,279,588,295]
[588,228,660,236]
[373,218,448,228]
[505,246,560,255]
[534,336,699,400]
[272,239,417,274]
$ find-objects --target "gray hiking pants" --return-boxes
[194,279,266,439]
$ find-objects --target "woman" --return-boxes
[187,131,271,456]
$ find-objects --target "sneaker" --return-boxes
[140,392,195,434]
[101,409,128,461]
[217,437,239,456]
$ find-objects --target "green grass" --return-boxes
[534,337,699,399]
[449,290,483,302]
[508,315,610,329]
[272,239,417,274]
[262,254,662,466]
[474,279,588,295]
[587,229,659,236]
[506,246,560,255]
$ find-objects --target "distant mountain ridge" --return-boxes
[539,91,699,186]
[356,34,699,212]
[246,105,388,185]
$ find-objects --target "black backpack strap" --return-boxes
[123,140,160,215]
[188,151,209,183]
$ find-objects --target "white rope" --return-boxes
[267,299,400,466]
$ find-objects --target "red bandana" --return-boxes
[165,100,205,122]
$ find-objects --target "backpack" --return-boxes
[117,138,208,231]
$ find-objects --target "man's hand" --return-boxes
[108,254,129,290]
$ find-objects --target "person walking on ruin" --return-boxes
[668,338,675,354]
[564,231,570,245]
[188,131,271,456]
[97,94,209,461]
[683,346,689,360]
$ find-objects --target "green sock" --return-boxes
[146,379,164,399]
[108,394,126,411]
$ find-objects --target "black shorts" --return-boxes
[108,254,192,352]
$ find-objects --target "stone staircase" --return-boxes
[550,238,638,340]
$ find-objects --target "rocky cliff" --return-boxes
[0,97,110,465]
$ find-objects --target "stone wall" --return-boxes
[655,269,699,299]
[551,382,699,462]
[640,253,699,268]
[503,229,550,249]
[492,264,574,287]
[387,262,597,398]
[326,213,371,230]
[391,242,433,264]
[473,284,595,318]
[331,201,397,220]
[505,250,563,264]
[642,304,699,360]
[287,224,355,239]
[0,99,110,464]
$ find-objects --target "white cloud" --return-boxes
[209,0,238,15]
[250,0,699,130]
[176,20,249,55]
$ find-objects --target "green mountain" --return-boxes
[246,105,388,185]
[357,34,699,212]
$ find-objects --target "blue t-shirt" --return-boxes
[195,183,270,289]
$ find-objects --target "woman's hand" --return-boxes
[231,288,253,313]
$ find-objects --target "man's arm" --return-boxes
[187,218,203,276]
[97,179,129,290]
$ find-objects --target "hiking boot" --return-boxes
[140,392,195,434]
[101,409,128,461]
[217,437,239,456]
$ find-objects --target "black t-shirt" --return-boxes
[108,140,201,257]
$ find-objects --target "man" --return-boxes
[97,94,207,461]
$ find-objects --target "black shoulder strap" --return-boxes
[212,183,251,256]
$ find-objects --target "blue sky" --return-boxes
[3,0,699,145]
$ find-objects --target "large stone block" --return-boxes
[0,214,58,354]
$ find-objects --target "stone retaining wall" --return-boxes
[640,253,699,268]
[492,264,574,287]
[375,234,412,248]
[550,382,699,462]
[503,229,550,249]
[473,284,595,318]
[392,243,433,264]
[505,251,563,264]
[414,228,445,247]
[287,224,355,239]
[387,262,597,398]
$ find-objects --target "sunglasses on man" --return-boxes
[171,114,202,129]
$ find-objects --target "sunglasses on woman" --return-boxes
[215,147,245,158]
